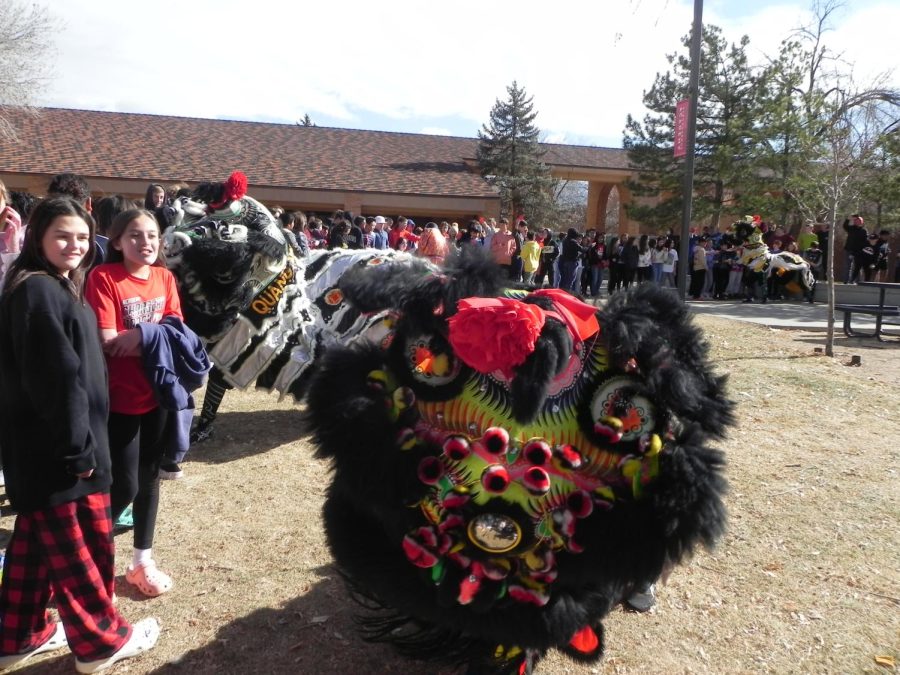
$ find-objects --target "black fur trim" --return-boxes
[509,318,572,423]
[340,247,507,322]
[191,180,226,205]
[338,256,439,314]
[340,564,544,675]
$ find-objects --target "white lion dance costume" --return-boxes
[161,171,413,440]
[732,216,816,303]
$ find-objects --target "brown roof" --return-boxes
[540,143,632,171]
[0,108,630,196]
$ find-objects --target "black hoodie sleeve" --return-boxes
[15,305,97,475]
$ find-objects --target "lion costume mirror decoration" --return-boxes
[304,248,734,674]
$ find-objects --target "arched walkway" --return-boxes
[546,160,639,235]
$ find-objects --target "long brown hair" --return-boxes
[143,183,166,210]
[105,208,167,268]
[1,197,96,301]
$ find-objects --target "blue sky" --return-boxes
[40,0,898,148]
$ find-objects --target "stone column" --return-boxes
[586,182,612,231]
[343,193,364,218]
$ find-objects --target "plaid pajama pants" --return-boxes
[0,491,132,660]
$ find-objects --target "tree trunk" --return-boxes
[780,131,791,226]
[711,180,724,230]
[825,192,837,357]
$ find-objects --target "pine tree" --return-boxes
[623,25,763,231]
[477,81,557,224]
[857,129,900,230]
[743,38,813,227]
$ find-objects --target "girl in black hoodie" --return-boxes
[0,198,158,672]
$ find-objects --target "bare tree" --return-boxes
[605,188,621,234]
[0,1,57,140]
[790,87,900,355]
[554,180,587,228]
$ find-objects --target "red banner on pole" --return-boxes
[673,99,689,158]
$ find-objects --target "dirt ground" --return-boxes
[2,315,898,674]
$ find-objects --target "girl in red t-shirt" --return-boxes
[85,208,182,598]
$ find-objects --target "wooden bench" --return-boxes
[834,303,900,340]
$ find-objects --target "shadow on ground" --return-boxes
[790,333,900,348]
[187,410,310,465]
[148,570,454,675]
[0,572,451,675]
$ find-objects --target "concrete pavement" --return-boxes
[684,299,839,331]
[684,298,898,334]
[585,281,899,334]
[585,291,864,331]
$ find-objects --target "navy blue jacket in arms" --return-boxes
[0,275,112,511]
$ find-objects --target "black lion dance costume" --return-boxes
[304,248,734,674]
[161,172,414,440]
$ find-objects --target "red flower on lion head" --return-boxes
[447,297,546,379]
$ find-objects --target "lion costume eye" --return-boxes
[587,376,656,445]
[404,335,462,387]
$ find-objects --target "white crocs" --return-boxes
[0,621,67,669]
[74,618,160,673]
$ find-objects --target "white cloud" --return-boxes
[542,132,569,145]
[420,127,452,136]
[40,0,898,148]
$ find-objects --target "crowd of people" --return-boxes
[266,208,894,302]
[841,215,894,284]
[0,172,897,669]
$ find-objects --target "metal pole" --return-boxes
[676,0,704,299]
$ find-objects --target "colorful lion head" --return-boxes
[304,248,734,673]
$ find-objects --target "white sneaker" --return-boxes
[159,462,183,480]
[75,618,160,673]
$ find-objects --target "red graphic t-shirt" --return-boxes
[85,263,183,414]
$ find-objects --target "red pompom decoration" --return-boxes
[481,465,510,493]
[222,170,248,202]
[568,625,600,654]
[417,456,444,485]
[523,439,552,466]
[482,427,510,455]
[523,466,551,495]
[448,297,546,379]
[443,436,471,461]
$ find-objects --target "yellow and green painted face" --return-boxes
[378,318,668,608]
